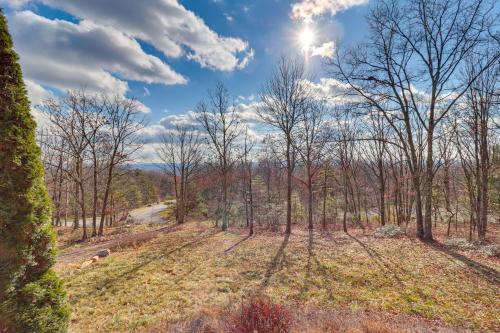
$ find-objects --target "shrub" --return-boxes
[373,225,405,238]
[443,238,474,249]
[0,9,69,332]
[2,270,69,333]
[226,298,292,333]
[479,244,500,257]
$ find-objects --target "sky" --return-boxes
[1,0,371,162]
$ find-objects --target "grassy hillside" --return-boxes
[55,221,499,332]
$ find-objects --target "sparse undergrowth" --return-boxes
[155,303,472,333]
[373,225,405,238]
[55,221,500,332]
[444,238,500,257]
[160,203,177,221]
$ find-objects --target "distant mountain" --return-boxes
[126,163,164,171]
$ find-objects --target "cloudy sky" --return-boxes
[2,0,370,161]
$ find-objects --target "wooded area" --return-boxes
[154,0,500,243]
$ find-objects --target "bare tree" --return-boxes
[455,50,499,241]
[241,126,256,235]
[81,98,106,237]
[332,106,362,232]
[197,82,240,231]
[43,89,93,239]
[295,99,329,230]
[258,56,309,234]
[435,120,458,236]
[363,110,390,226]
[158,124,203,224]
[97,95,144,235]
[329,0,499,239]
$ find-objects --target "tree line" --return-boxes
[38,90,150,239]
[158,0,499,242]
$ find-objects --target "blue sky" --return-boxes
[3,0,369,122]
[1,0,370,161]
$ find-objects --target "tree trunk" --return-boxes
[378,158,386,226]
[98,166,113,236]
[73,179,79,229]
[285,140,292,234]
[307,164,314,230]
[322,168,327,229]
[248,166,254,236]
[222,164,229,231]
[79,181,87,240]
[422,121,435,241]
[343,175,348,233]
[91,157,98,237]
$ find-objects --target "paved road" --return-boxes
[129,203,169,224]
[72,202,172,226]
[58,202,175,264]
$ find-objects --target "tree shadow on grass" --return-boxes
[346,233,406,286]
[257,233,290,292]
[425,240,500,284]
[299,230,335,302]
[223,234,252,253]
[89,230,222,295]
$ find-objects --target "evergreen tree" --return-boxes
[0,10,69,332]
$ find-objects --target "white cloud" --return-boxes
[291,0,369,21]
[233,101,263,125]
[135,142,164,164]
[0,0,30,8]
[31,0,254,71]
[135,100,152,114]
[311,41,335,58]
[236,48,255,70]
[137,125,169,143]
[303,77,353,104]
[10,11,186,98]
[24,79,52,107]
[159,111,200,129]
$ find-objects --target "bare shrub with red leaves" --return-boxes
[0,320,9,333]
[226,298,292,333]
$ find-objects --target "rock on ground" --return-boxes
[96,249,111,258]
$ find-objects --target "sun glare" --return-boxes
[299,26,315,52]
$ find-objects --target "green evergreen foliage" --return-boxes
[0,10,69,332]
[113,169,157,209]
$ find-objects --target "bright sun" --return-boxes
[299,26,315,52]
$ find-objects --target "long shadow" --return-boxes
[258,233,290,292]
[90,230,221,294]
[58,224,180,262]
[299,230,314,298]
[427,240,500,285]
[344,234,445,308]
[223,234,252,253]
[346,233,405,286]
[302,230,335,301]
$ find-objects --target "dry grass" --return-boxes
[55,220,500,332]
[56,224,160,251]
